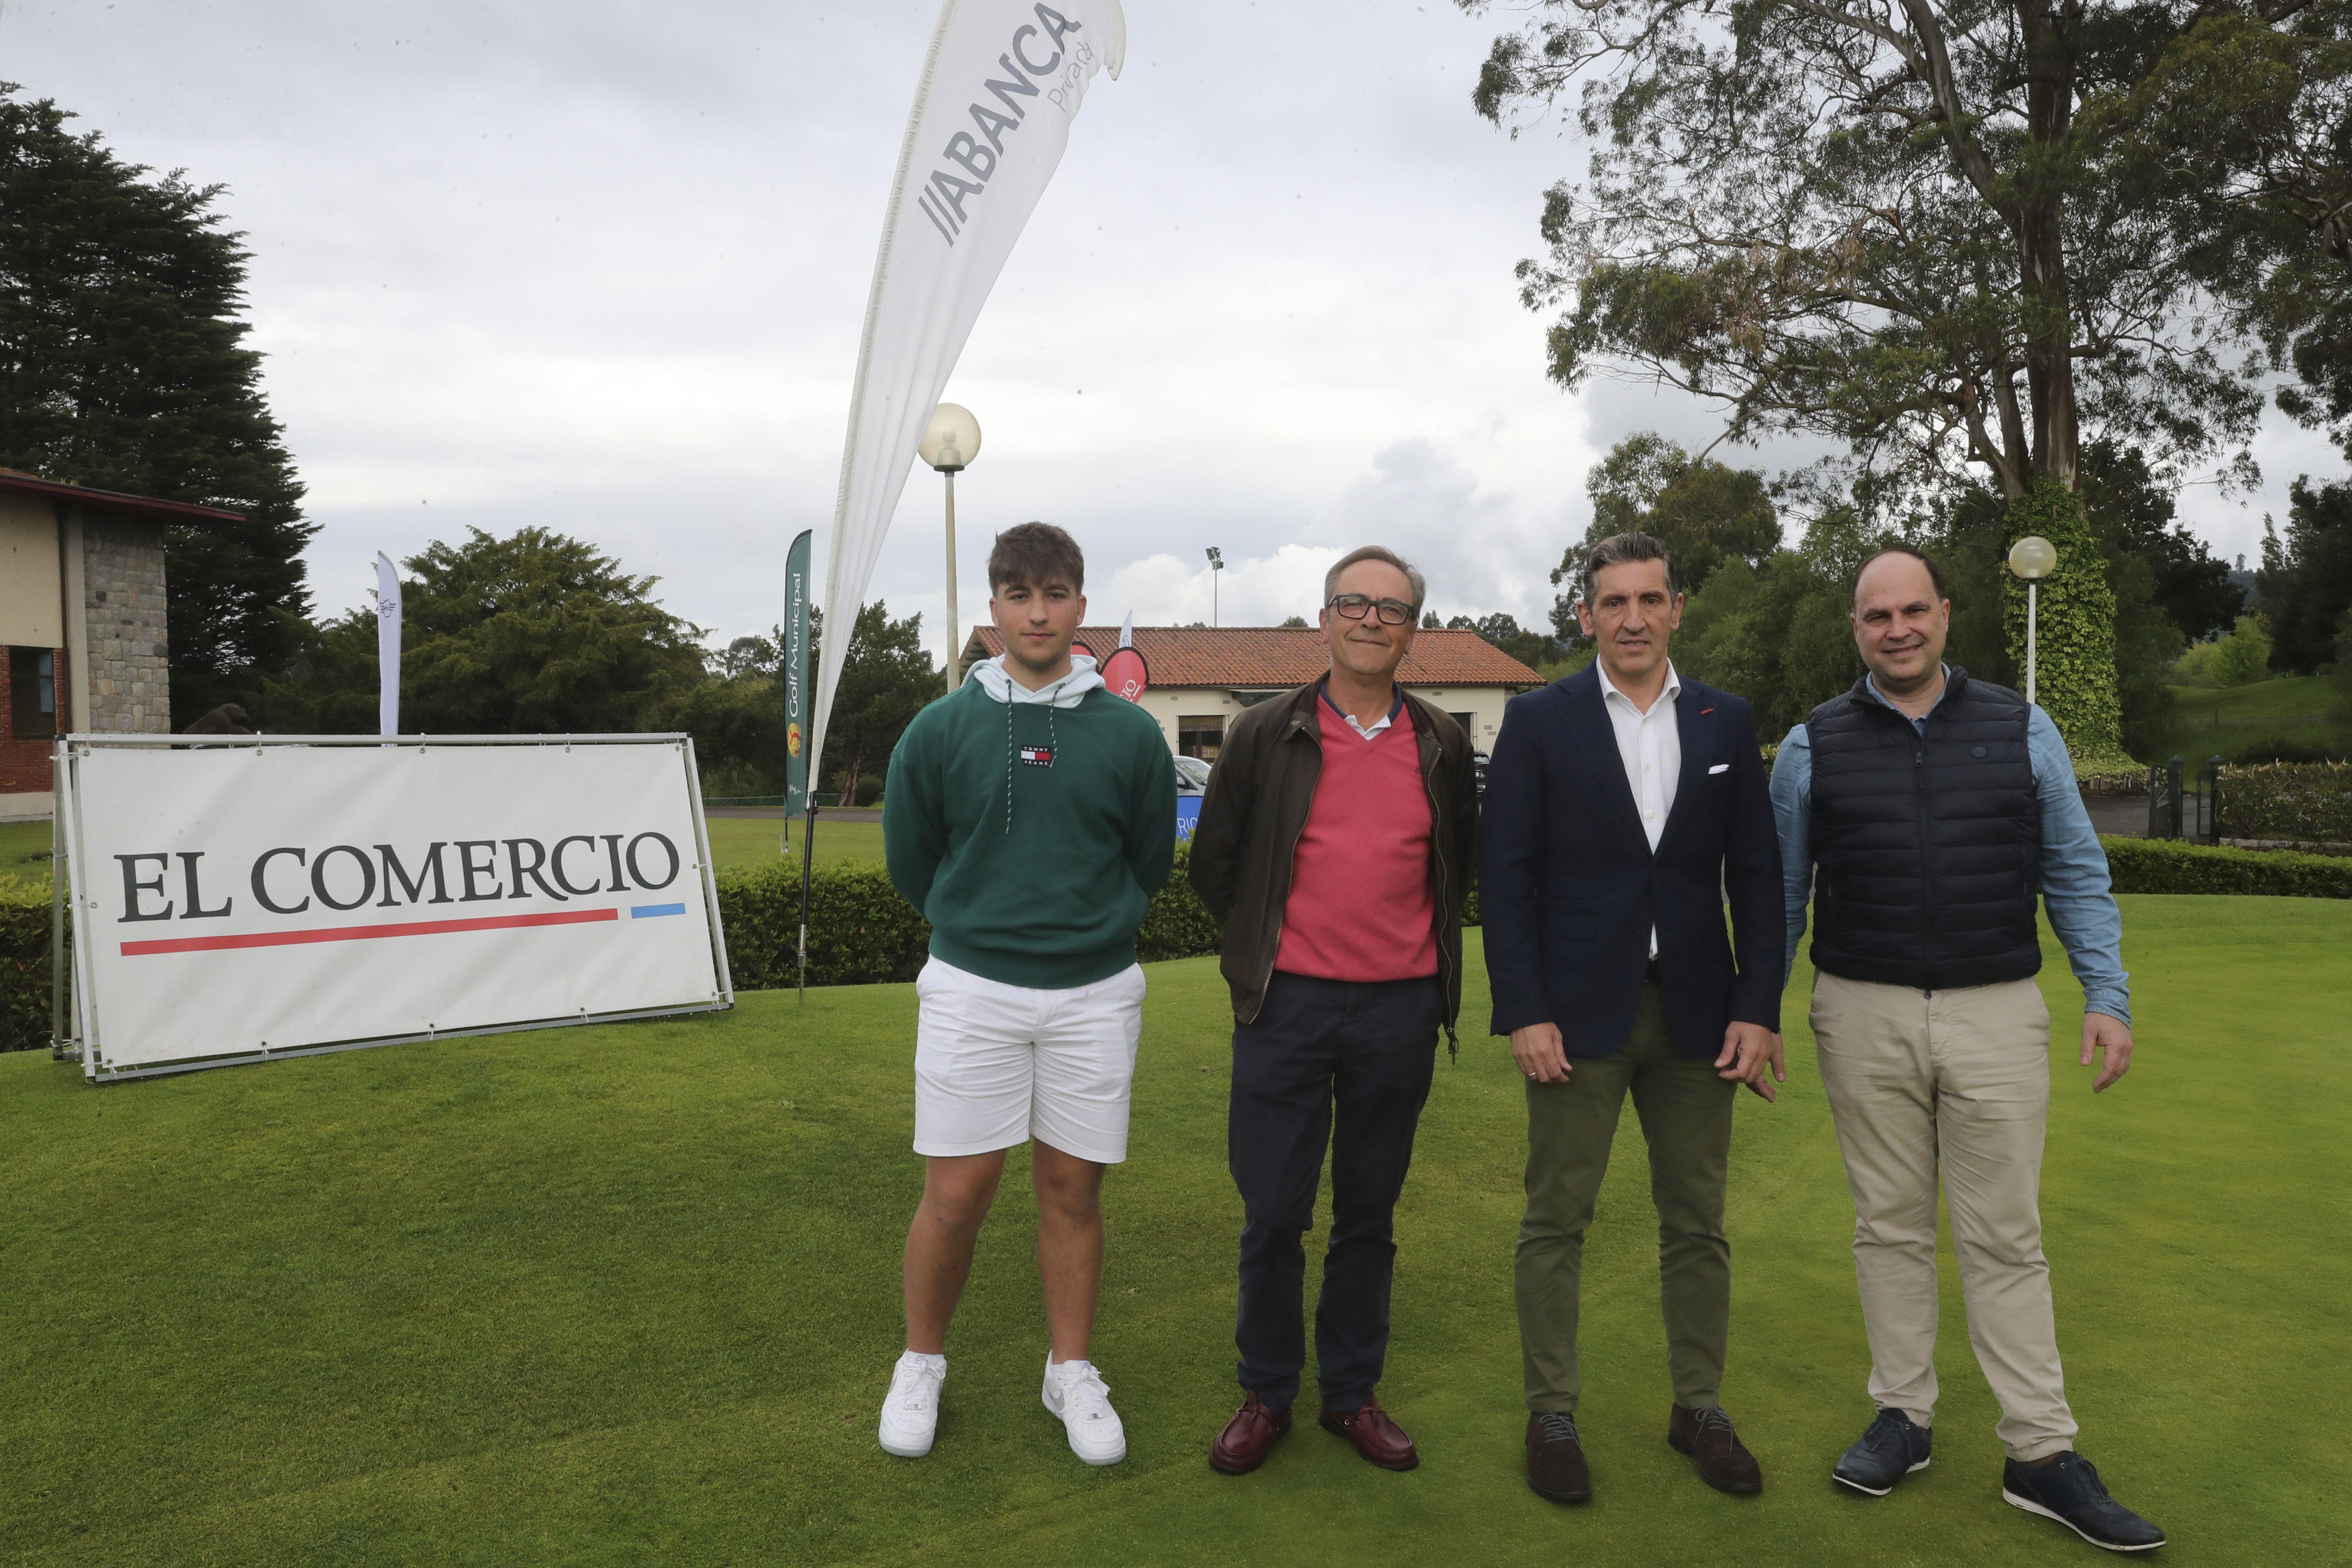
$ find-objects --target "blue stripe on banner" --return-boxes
[630,903,687,919]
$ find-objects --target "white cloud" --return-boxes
[0,0,2324,667]
[1099,543,1342,628]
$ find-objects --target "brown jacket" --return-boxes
[1187,680,1480,1041]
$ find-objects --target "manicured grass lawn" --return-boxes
[704,816,885,873]
[1,898,2342,1565]
[0,818,51,882]
[2165,675,2346,762]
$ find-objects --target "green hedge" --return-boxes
[7,834,2337,1046]
[716,860,933,989]
[0,844,1334,1044]
[2101,836,2352,898]
[2215,761,2352,844]
[1,878,52,1053]
[713,842,1483,992]
[10,833,2340,1050]
[716,844,1239,991]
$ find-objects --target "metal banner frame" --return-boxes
[55,732,735,1084]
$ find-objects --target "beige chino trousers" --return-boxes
[1810,971,2078,1462]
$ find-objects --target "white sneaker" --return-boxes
[1041,1354,1127,1466]
[878,1351,946,1458]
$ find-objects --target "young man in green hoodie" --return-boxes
[876,522,1178,1468]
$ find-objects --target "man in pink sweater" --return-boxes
[1186,546,1482,1477]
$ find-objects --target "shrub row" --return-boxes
[0,845,1314,1048]
[1761,742,2145,796]
[2215,761,2352,844]
[712,842,1477,992]
[2100,835,2352,898]
[0,879,52,1054]
[715,845,1241,992]
[16,836,2328,1050]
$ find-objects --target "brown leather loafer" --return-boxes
[1667,1405,1762,1494]
[1526,1411,1592,1502]
[1320,1395,1418,1471]
[1210,1391,1292,1475]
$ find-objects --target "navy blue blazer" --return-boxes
[1480,665,1784,1058]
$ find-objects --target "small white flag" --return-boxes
[375,552,402,737]
[1119,612,1133,649]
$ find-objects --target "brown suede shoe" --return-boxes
[1209,1391,1292,1475]
[1320,1396,1418,1471]
[1526,1412,1592,1503]
[1667,1405,1763,1494]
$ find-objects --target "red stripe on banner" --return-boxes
[120,907,619,957]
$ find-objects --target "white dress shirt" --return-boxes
[1321,683,1403,741]
[1596,658,1681,957]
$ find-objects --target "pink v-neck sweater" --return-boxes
[1273,699,1437,982]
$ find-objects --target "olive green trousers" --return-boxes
[1515,981,1738,1414]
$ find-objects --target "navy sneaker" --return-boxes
[2003,1452,2167,1552]
[1833,1407,1932,1495]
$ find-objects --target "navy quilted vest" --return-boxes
[1806,670,2041,990]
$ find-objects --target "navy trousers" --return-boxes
[1229,971,1442,1414]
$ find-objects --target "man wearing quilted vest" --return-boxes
[1769,546,2165,1553]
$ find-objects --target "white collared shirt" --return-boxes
[1321,683,1403,741]
[1596,658,1681,956]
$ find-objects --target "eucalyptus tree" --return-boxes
[1457,0,2332,754]
[1458,0,2284,501]
[2096,5,2352,454]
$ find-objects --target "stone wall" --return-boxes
[81,514,170,735]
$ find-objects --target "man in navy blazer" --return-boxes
[1480,531,1785,1506]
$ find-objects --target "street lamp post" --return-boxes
[1205,546,1223,627]
[2006,534,2058,705]
[919,403,983,694]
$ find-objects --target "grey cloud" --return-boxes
[3,0,2305,664]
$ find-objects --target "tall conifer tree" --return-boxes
[0,86,312,725]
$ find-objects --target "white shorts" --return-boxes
[912,957,1147,1164]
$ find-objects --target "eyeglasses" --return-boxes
[1327,594,1414,627]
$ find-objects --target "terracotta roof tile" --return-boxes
[963,625,1544,688]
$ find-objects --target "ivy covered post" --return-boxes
[2003,481,2126,766]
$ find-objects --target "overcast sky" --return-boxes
[2,0,2334,663]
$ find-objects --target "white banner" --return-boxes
[811,0,1126,783]
[376,552,402,737]
[62,736,730,1078]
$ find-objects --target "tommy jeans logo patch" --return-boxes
[1020,745,1055,768]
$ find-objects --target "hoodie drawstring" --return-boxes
[1001,700,1062,835]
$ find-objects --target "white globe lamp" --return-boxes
[2007,534,2058,704]
[921,404,983,690]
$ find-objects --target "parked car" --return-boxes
[1473,750,1490,798]
[1173,754,1212,796]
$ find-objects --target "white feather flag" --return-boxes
[808,0,1126,789]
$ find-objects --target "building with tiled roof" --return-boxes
[1,467,245,817]
[961,625,1544,760]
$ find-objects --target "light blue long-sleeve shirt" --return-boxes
[1769,672,2130,1023]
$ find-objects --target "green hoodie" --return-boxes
[884,661,1177,989]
